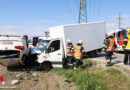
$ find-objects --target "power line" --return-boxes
[74,0,79,20]
[117,13,123,29]
[89,0,91,17]
[75,0,79,10]
[93,0,96,20]
[97,0,103,19]
[64,0,77,22]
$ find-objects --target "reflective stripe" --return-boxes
[68,63,73,66]
[74,67,77,70]
[106,59,110,62]
[124,39,128,41]
[110,42,114,44]
[75,48,81,50]
[82,50,85,52]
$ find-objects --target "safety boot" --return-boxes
[106,62,112,67]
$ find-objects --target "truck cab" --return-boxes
[28,37,51,67]
[37,38,64,71]
[115,29,126,51]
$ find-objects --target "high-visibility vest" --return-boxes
[104,39,108,49]
[66,46,73,56]
[74,45,82,59]
[125,34,130,50]
[107,38,115,51]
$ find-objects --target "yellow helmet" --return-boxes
[126,28,130,34]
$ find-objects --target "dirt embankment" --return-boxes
[0,65,76,90]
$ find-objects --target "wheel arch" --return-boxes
[42,61,53,68]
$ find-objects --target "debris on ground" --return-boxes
[24,76,30,80]
[31,73,37,78]
[9,73,12,76]
[65,80,71,83]
[15,74,23,80]
[11,80,20,85]
[32,78,38,81]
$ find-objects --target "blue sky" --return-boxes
[0,0,130,36]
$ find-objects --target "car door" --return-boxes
[47,38,63,65]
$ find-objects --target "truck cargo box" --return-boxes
[49,21,106,54]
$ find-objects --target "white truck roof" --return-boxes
[49,21,106,52]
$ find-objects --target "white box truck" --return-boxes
[37,21,106,70]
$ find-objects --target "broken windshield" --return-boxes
[37,40,50,52]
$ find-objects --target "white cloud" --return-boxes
[0,26,48,37]
[0,25,20,30]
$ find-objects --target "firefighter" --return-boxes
[105,35,116,66]
[66,40,74,69]
[73,40,85,72]
[123,28,130,65]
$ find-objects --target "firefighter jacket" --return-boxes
[66,45,74,56]
[107,38,115,51]
[123,34,130,50]
[74,45,85,59]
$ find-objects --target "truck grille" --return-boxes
[0,50,20,59]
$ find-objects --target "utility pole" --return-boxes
[78,0,87,23]
[117,13,123,29]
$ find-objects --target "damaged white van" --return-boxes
[0,35,29,67]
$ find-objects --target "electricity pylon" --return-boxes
[78,0,87,23]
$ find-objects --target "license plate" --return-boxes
[2,41,13,45]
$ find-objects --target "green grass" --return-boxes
[56,82,60,90]
[51,60,130,90]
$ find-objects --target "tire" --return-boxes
[89,51,97,58]
[41,62,51,71]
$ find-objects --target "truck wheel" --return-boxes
[22,55,28,67]
[89,51,97,58]
[41,62,51,71]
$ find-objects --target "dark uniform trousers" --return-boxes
[105,51,113,62]
[124,50,130,65]
[67,56,73,65]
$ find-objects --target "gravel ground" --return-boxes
[91,51,130,78]
[0,51,130,90]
